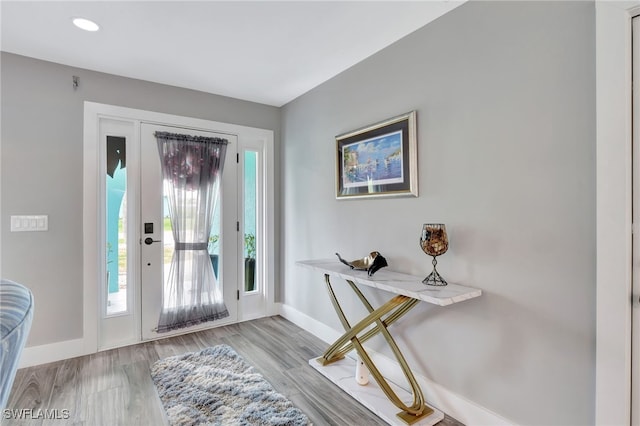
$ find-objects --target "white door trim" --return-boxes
[82,102,275,356]
[633,15,640,426]
[595,2,639,424]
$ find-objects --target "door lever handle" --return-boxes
[144,237,161,245]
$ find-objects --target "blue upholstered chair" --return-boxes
[0,279,34,410]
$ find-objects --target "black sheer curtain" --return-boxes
[154,131,229,333]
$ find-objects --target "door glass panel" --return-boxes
[106,135,127,315]
[244,151,258,292]
[162,182,223,308]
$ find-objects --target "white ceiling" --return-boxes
[1,1,464,107]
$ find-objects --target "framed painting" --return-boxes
[336,111,417,199]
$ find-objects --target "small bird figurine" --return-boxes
[335,252,388,276]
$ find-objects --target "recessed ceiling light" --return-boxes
[72,17,100,32]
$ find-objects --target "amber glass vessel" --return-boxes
[419,224,448,286]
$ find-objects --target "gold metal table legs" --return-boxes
[319,274,433,425]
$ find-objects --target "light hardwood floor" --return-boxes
[3,316,463,426]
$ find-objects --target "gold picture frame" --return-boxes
[336,111,418,199]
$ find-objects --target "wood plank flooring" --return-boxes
[3,316,463,426]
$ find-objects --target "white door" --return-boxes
[139,123,238,340]
[87,103,274,352]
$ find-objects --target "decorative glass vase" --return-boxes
[419,224,449,286]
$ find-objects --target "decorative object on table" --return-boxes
[151,344,310,426]
[419,224,449,286]
[336,251,388,276]
[336,111,418,199]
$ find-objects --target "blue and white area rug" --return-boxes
[151,344,311,426]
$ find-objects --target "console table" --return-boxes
[297,259,482,425]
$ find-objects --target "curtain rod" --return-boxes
[154,131,229,145]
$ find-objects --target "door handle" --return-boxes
[144,237,161,245]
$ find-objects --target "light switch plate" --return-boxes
[11,215,48,232]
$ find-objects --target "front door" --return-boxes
[139,123,238,340]
[89,104,271,352]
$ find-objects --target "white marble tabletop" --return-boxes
[297,259,482,306]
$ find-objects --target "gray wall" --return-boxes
[1,1,596,423]
[0,52,281,346]
[281,2,595,425]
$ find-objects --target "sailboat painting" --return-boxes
[335,111,418,199]
[341,130,403,189]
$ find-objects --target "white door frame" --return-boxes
[83,101,275,353]
[633,15,640,426]
[596,2,640,425]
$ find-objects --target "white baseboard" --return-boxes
[277,302,342,344]
[19,338,91,369]
[277,303,515,426]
